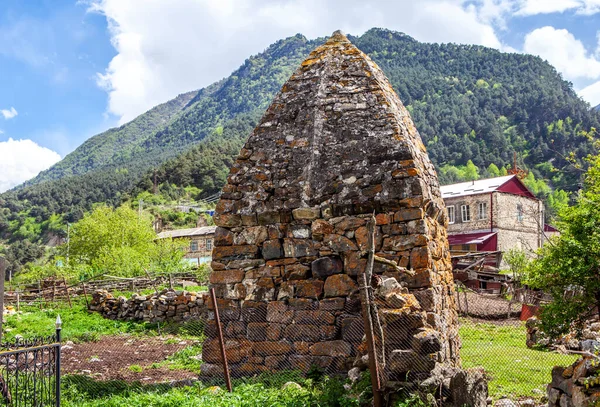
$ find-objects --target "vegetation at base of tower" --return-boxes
[524,151,600,338]
[1,27,599,275]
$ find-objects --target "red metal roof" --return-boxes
[448,232,497,246]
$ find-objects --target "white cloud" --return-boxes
[1,107,18,120]
[523,26,600,80]
[0,138,61,192]
[516,0,600,15]
[579,81,600,107]
[88,0,506,124]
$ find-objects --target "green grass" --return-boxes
[2,300,159,342]
[459,319,578,400]
[62,374,361,407]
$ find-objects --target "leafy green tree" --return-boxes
[65,205,185,277]
[487,163,500,177]
[525,155,600,338]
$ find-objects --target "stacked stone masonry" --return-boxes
[205,31,461,382]
[89,289,209,322]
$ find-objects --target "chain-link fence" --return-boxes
[1,271,583,406]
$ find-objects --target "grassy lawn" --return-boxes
[459,319,578,400]
[3,300,161,342]
[62,374,363,407]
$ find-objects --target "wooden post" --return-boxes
[0,257,6,343]
[82,283,89,309]
[52,281,56,303]
[15,288,20,313]
[359,216,383,407]
[210,287,232,392]
[169,274,174,290]
[62,277,72,309]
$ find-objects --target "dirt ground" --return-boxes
[456,291,522,320]
[62,335,200,384]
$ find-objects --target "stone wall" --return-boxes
[89,289,208,322]
[205,30,461,384]
[548,357,600,406]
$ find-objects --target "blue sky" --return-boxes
[1,0,600,192]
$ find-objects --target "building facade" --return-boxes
[156,226,216,265]
[441,175,545,256]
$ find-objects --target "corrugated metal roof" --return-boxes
[156,226,217,239]
[440,175,515,198]
[448,232,497,246]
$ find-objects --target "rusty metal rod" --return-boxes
[359,216,383,407]
[210,287,232,392]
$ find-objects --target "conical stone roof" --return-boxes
[216,30,445,224]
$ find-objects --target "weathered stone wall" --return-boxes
[205,31,460,381]
[90,289,208,322]
[548,357,600,406]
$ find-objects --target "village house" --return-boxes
[156,226,216,265]
[441,175,551,292]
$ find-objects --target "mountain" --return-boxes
[2,28,600,246]
[595,104,600,112]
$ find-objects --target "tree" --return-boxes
[525,155,600,338]
[65,205,185,277]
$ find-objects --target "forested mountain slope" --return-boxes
[2,28,600,248]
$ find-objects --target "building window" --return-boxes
[190,241,198,252]
[461,204,471,222]
[447,206,455,224]
[206,239,212,251]
[478,202,488,220]
[517,204,524,222]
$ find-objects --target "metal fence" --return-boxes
[3,272,584,407]
[0,319,61,407]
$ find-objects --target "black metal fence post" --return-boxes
[55,315,61,407]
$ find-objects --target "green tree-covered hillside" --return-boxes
[2,28,600,260]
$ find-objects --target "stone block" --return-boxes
[214,213,242,227]
[388,349,435,373]
[266,324,284,341]
[323,234,358,252]
[225,321,247,338]
[412,328,442,354]
[209,269,245,284]
[343,251,366,276]
[212,245,259,261]
[267,301,294,324]
[320,297,345,311]
[214,227,234,246]
[310,341,352,357]
[312,219,334,238]
[333,217,366,231]
[252,340,293,356]
[324,274,358,297]
[311,256,343,279]
[288,298,317,310]
[262,239,283,260]
[284,263,310,280]
[247,322,269,341]
[257,211,281,225]
[294,310,335,325]
[292,207,320,220]
[394,208,424,222]
[202,338,251,364]
[410,247,432,269]
[341,317,364,343]
[296,280,324,299]
[283,238,318,257]
[241,300,267,322]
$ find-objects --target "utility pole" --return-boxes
[66,223,71,265]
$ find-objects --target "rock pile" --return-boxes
[548,357,600,406]
[89,289,208,323]
[204,29,464,395]
[527,316,600,351]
